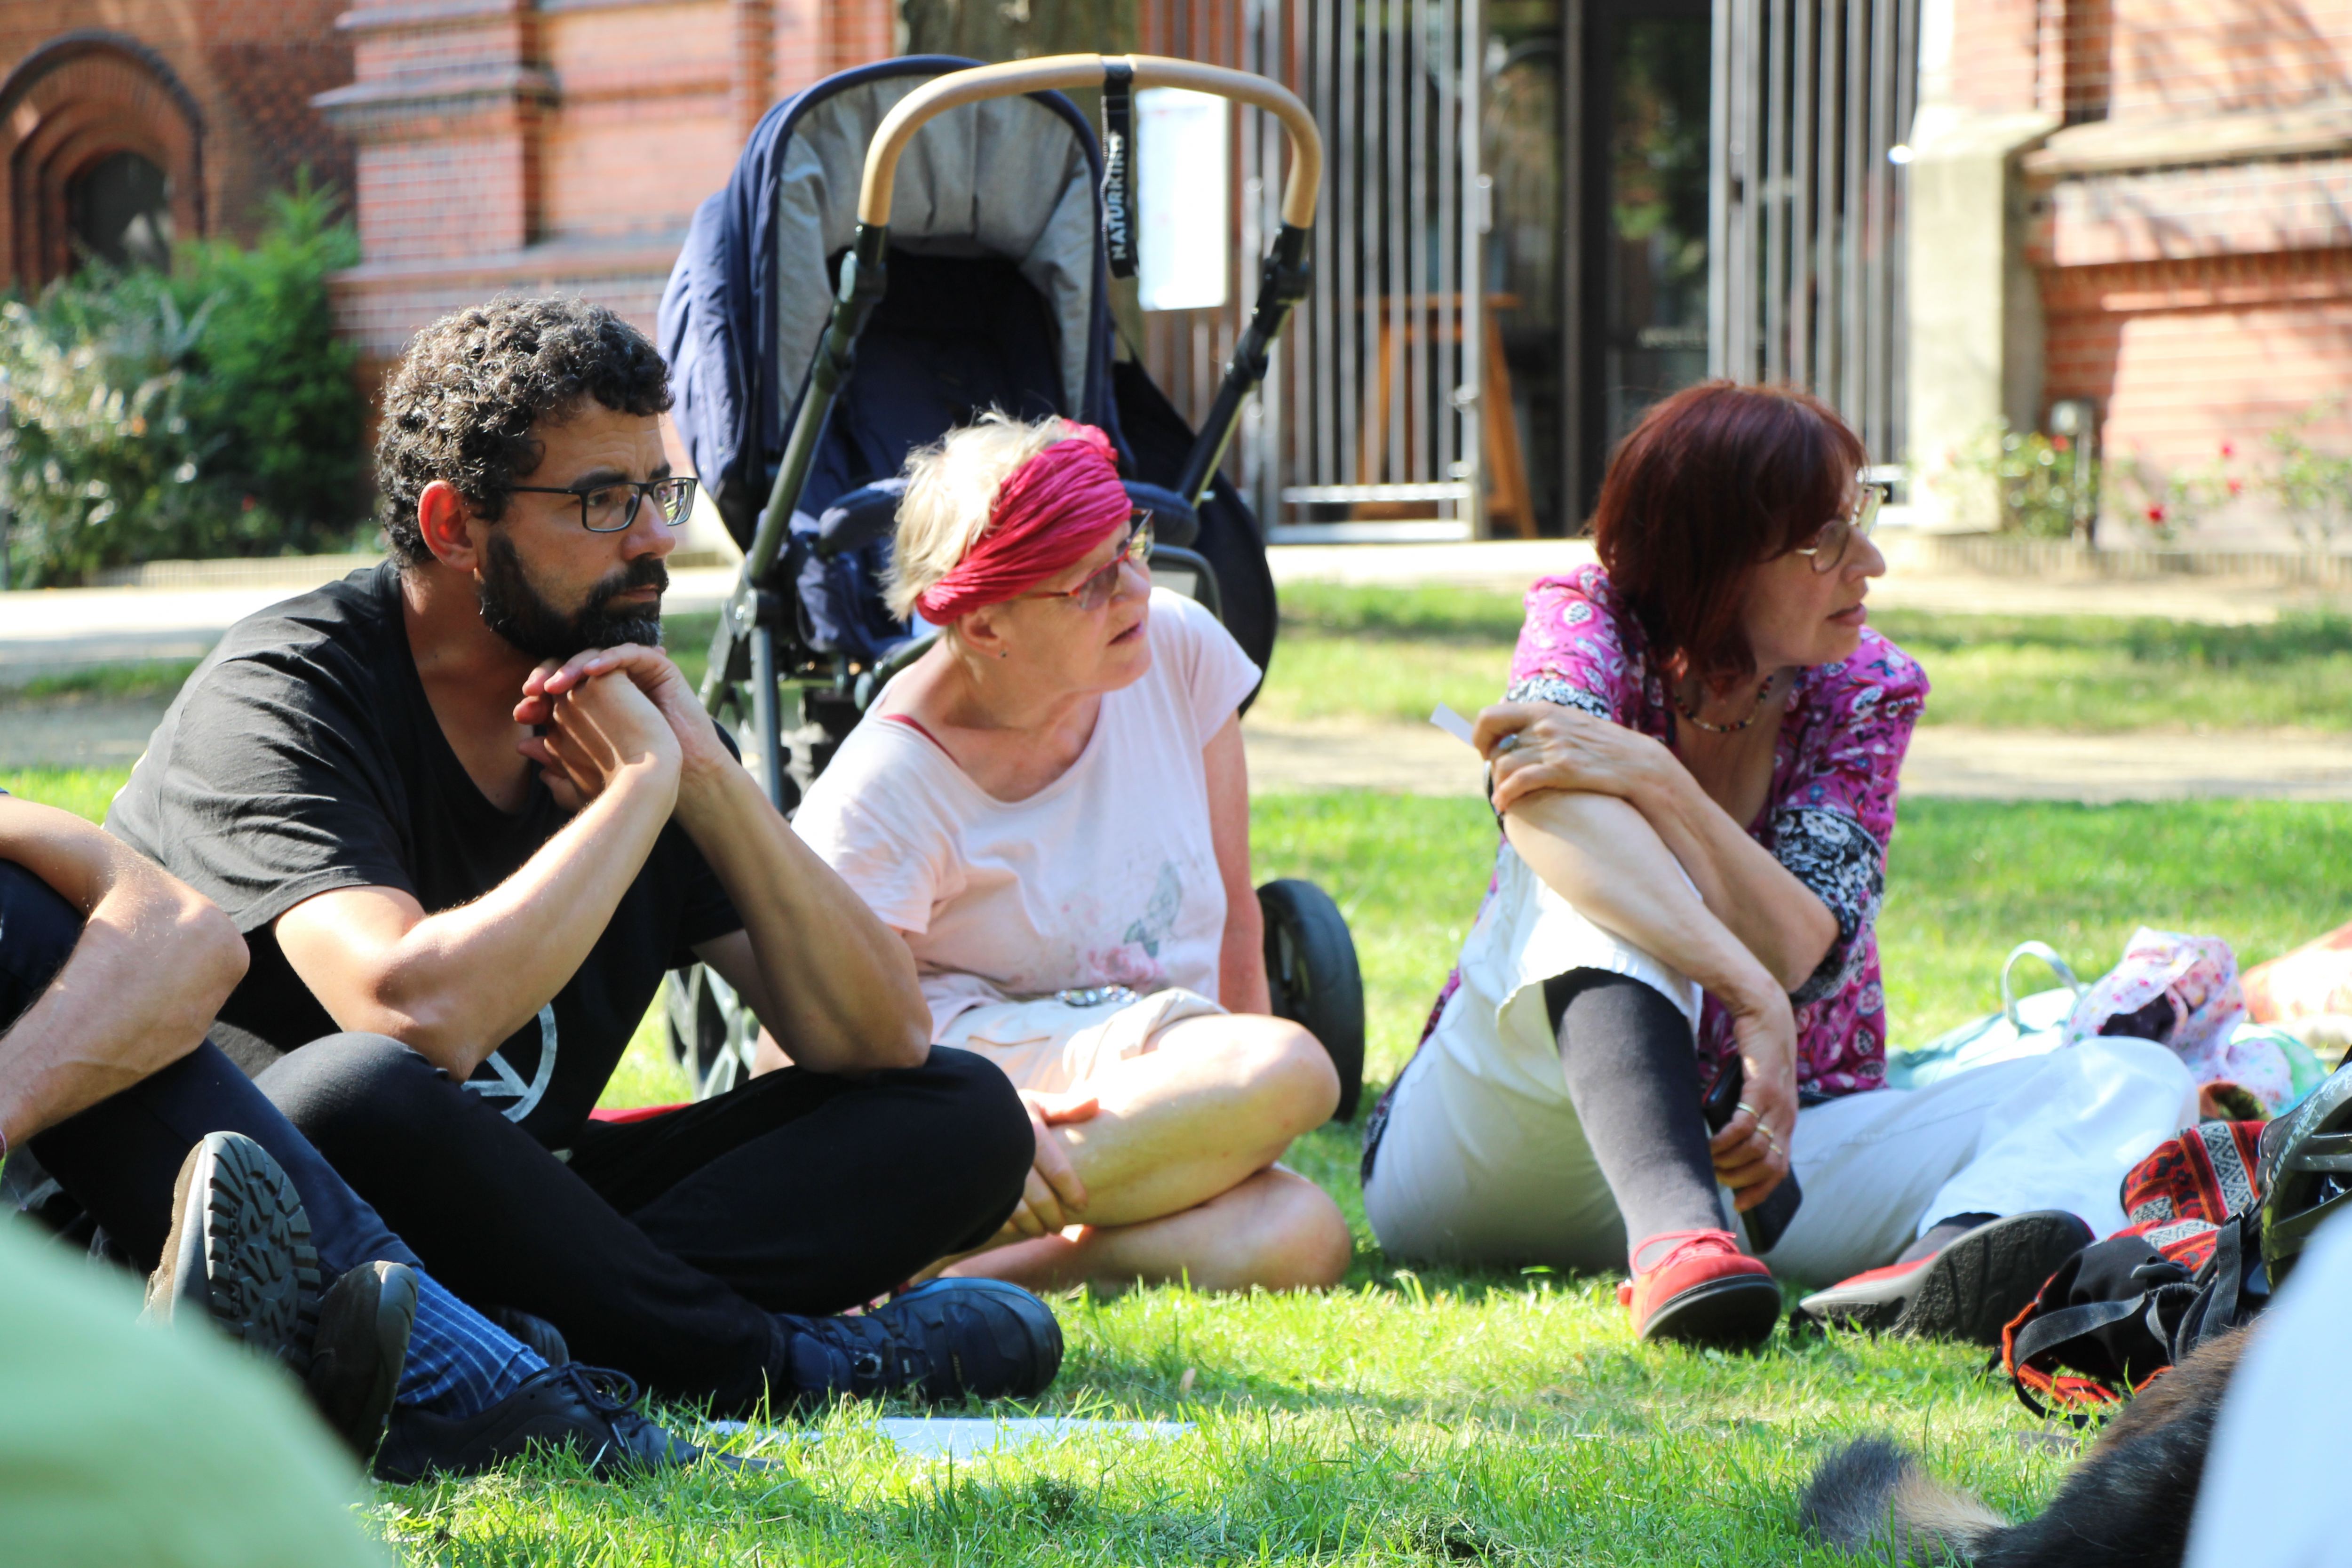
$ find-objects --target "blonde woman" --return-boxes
[791,414,1351,1295]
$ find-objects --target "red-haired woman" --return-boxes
[1359,383,2195,1350]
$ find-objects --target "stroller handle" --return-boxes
[859,55,1323,232]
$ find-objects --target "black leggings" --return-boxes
[254,1034,1031,1412]
[1545,968,1723,1250]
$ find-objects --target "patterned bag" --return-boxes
[2001,1121,2271,1418]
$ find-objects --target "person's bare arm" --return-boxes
[1477,701,1837,991]
[1499,788,1796,1208]
[528,643,929,1074]
[0,799,248,1147]
[274,670,683,1080]
[1204,715,1272,1015]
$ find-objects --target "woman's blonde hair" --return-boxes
[884,410,1071,621]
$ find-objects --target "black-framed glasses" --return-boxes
[1790,477,1889,575]
[509,475,698,533]
[1020,512,1154,611]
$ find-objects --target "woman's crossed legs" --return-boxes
[939,1004,1352,1294]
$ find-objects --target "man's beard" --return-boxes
[477,532,667,660]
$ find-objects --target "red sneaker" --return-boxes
[1617,1228,1781,1349]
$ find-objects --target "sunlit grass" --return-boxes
[15,646,2350,1561]
[1254,584,2352,732]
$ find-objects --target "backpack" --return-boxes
[2001,1120,2272,1420]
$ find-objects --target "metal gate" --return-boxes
[1138,0,1486,541]
[1709,0,1918,466]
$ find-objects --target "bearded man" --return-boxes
[106,295,1057,1417]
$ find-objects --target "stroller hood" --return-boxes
[661,57,1124,546]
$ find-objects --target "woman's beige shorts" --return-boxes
[937,988,1226,1094]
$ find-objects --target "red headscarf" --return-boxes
[913,421,1131,624]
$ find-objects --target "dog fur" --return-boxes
[1799,1327,2250,1565]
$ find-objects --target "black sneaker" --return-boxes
[373,1362,760,1482]
[307,1260,419,1459]
[1794,1210,2095,1345]
[774,1278,1063,1405]
[143,1131,320,1367]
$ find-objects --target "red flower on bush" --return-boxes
[2227,478,2243,496]
[2146,504,2167,523]
[2052,435,2073,452]
[2220,441,2236,458]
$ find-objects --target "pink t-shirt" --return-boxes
[793,589,1263,1038]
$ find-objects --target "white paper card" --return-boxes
[703,1416,1195,1463]
[1429,702,1478,748]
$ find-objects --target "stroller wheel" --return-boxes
[1257,878,1366,1122]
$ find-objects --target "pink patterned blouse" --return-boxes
[1428,564,1927,1103]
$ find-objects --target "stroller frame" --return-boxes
[696,54,1322,806]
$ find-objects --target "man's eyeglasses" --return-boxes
[1790,477,1890,575]
[510,476,698,534]
[1021,512,1154,612]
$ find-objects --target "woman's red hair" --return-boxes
[1591,380,1866,688]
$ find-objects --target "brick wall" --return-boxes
[322,0,896,390]
[0,1,353,289]
[1952,0,2352,535]
[2106,0,2352,118]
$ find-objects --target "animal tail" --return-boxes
[1800,1437,2008,1562]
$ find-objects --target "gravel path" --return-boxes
[1240,717,2352,802]
[6,545,2345,795]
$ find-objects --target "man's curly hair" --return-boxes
[376,295,672,564]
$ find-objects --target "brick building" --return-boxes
[1911,0,2352,542]
[315,0,893,378]
[0,2,352,288]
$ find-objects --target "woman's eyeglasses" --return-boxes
[509,476,699,533]
[1791,478,1890,574]
[1022,512,1154,611]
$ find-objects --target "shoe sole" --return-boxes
[1891,1210,2091,1346]
[147,1132,320,1367]
[1639,1273,1783,1351]
[310,1261,419,1458]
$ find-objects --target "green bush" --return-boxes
[1947,422,2096,539]
[0,181,369,585]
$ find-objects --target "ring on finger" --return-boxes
[1494,733,1522,755]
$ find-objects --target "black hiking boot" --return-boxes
[774,1278,1064,1405]
[146,1132,421,1454]
[143,1131,320,1364]
[373,1363,761,1481]
[1795,1210,2095,1345]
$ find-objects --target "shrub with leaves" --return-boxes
[1943,422,2096,539]
[0,181,369,584]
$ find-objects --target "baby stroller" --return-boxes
[657,53,1366,1116]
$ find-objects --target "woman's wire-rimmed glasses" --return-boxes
[509,475,699,533]
[1791,476,1890,574]
[1021,511,1154,611]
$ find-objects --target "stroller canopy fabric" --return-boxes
[661,57,1124,545]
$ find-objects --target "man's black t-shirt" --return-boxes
[107,563,742,1146]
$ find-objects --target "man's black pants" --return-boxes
[254,1034,1030,1413]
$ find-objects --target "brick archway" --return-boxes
[0,31,204,286]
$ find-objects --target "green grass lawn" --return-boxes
[1256,583,2352,732]
[8,761,2346,1563]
